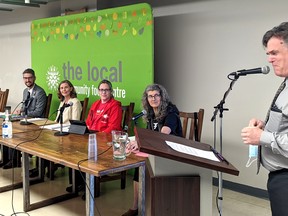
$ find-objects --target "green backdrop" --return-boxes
[31,3,154,121]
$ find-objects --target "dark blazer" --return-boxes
[22,84,47,118]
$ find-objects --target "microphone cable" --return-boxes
[212,108,224,216]
[5,105,108,216]
[215,171,222,216]
[0,99,37,216]
[8,109,58,216]
[77,144,112,216]
[0,100,29,216]
[8,101,24,120]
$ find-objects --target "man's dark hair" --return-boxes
[22,68,35,77]
[262,22,288,47]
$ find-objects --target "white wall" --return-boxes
[0,1,61,110]
[0,0,287,191]
[154,0,287,190]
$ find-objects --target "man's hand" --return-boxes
[241,126,263,145]
[13,109,21,115]
[248,118,264,129]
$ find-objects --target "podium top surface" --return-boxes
[135,127,239,176]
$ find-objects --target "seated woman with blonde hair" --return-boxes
[55,79,82,123]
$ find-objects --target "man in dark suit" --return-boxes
[21,68,47,118]
[1,68,47,169]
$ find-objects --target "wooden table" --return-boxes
[0,122,146,216]
[0,122,44,192]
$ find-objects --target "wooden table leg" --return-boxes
[139,163,146,216]
[86,173,95,216]
[23,152,30,212]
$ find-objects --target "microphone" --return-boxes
[20,97,34,125]
[54,101,73,137]
[231,66,270,77]
[132,110,147,121]
[63,101,73,108]
[59,101,73,112]
[22,97,33,104]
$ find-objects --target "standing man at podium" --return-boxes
[241,22,288,216]
[122,84,183,216]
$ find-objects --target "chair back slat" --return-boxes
[179,108,204,142]
[44,94,52,118]
[0,89,9,112]
[122,102,135,135]
[80,98,89,121]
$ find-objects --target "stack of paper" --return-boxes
[20,118,56,126]
[41,123,70,132]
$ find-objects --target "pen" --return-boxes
[210,147,229,165]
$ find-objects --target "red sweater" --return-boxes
[86,98,122,133]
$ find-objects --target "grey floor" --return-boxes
[0,166,271,216]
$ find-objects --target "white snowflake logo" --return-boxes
[46,65,60,91]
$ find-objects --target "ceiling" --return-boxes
[0,0,58,12]
[0,0,208,12]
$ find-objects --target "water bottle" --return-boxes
[88,133,97,162]
[2,109,12,138]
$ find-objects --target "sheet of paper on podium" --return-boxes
[166,141,220,162]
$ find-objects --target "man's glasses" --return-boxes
[23,76,34,80]
[148,94,160,100]
[98,89,111,93]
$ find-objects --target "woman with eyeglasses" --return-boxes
[66,79,122,194]
[86,79,122,133]
[122,83,183,216]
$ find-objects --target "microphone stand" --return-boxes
[54,106,69,136]
[133,119,138,127]
[211,74,238,216]
[20,102,32,125]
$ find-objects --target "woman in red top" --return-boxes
[66,79,122,194]
[86,79,122,133]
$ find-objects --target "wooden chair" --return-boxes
[0,89,9,165]
[44,93,52,118]
[40,93,55,179]
[179,108,204,142]
[49,97,89,180]
[80,97,89,121]
[0,89,9,112]
[94,102,135,197]
[62,97,89,182]
[121,102,135,134]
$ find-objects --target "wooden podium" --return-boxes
[134,127,239,216]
